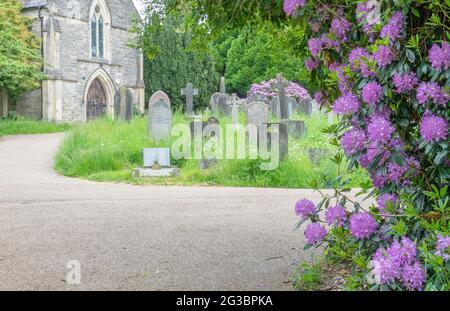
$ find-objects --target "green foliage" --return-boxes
[0,0,45,98]
[0,117,71,138]
[137,13,219,112]
[222,24,310,96]
[292,261,324,291]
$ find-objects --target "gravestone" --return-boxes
[270,97,280,119]
[246,101,269,127]
[288,120,306,139]
[298,99,313,116]
[148,91,172,142]
[287,97,297,117]
[181,83,199,116]
[247,94,268,104]
[230,93,240,125]
[210,92,221,115]
[114,87,134,121]
[144,148,171,168]
[218,94,231,116]
[276,74,289,120]
[259,122,289,160]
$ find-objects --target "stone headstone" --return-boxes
[298,99,313,116]
[287,120,306,139]
[230,93,240,125]
[210,92,221,115]
[246,101,269,127]
[181,83,198,116]
[246,94,268,104]
[148,91,172,142]
[259,122,289,160]
[270,97,280,119]
[143,148,171,168]
[276,74,289,120]
[287,97,297,118]
[218,94,231,116]
[114,87,134,121]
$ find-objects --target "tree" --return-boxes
[137,12,219,111]
[0,0,44,98]
[221,24,309,96]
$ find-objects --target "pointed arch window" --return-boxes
[90,5,104,59]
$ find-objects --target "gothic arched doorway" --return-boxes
[86,78,107,120]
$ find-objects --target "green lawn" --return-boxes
[55,112,369,189]
[0,118,71,138]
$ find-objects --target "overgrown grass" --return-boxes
[0,117,71,138]
[291,259,351,291]
[55,112,369,188]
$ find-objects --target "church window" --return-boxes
[90,4,105,59]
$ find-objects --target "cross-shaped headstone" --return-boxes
[230,93,240,125]
[181,83,198,116]
[275,74,289,120]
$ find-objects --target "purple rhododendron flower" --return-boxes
[305,223,327,244]
[377,194,398,217]
[371,172,389,189]
[388,162,407,184]
[420,114,448,142]
[367,116,395,144]
[392,72,418,93]
[295,199,316,219]
[330,16,351,41]
[332,93,361,114]
[341,128,366,155]
[305,57,320,70]
[436,235,450,261]
[401,262,426,291]
[372,238,423,289]
[325,205,347,227]
[416,82,450,106]
[429,41,450,70]
[314,91,323,104]
[362,81,384,106]
[373,248,401,284]
[388,237,418,266]
[349,213,377,239]
[380,12,405,42]
[356,1,379,35]
[373,46,394,67]
[308,37,322,56]
[349,47,368,69]
[283,0,305,16]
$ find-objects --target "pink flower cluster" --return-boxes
[349,213,377,239]
[429,42,450,70]
[248,78,311,102]
[283,0,305,16]
[420,114,448,143]
[372,238,426,290]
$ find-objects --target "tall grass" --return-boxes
[0,118,71,138]
[55,112,369,188]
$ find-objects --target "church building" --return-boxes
[15,0,145,122]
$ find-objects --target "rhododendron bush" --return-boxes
[248,78,312,102]
[286,0,449,291]
[168,0,450,290]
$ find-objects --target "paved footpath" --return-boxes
[0,133,325,291]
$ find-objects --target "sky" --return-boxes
[132,0,146,16]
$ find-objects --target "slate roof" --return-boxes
[22,0,47,9]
